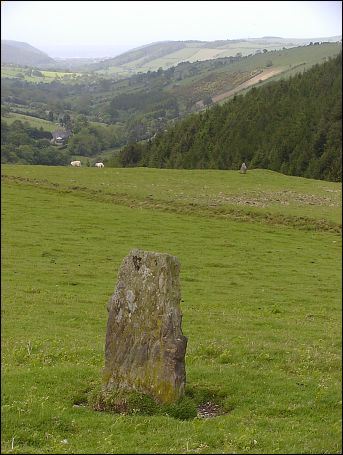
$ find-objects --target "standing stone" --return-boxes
[103,249,187,404]
[240,162,247,174]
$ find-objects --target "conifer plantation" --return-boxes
[119,53,342,182]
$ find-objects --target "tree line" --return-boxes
[1,116,126,164]
[1,120,69,165]
[117,53,342,182]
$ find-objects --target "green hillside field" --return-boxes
[98,41,341,76]
[1,112,58,132]
[1,165,342,454]
[1,65,82,83]
[167,42,342,102]
[0,114,105,142]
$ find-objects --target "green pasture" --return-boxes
[131,48,206,72]
[97,67,134,77]
[1,165,342,454]
[216,43,285,58]
[227,43,342,71]
[40,70,81,79]
[1,65,82,83]
[97,42,341,77]
[2,166,341,227]
[155,47,202,62]
[1,113,58,132]
[1,113,106,134]
[204,43,342,78]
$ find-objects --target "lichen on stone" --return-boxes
[103,249,187,404]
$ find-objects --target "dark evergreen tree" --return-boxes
[118,53,342,182]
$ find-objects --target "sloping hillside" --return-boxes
[103,41,186,67]
[1,41,341,166]
[1,40,55,66]
[118,53,342,182]
[87,42,342,129]
[89,36,342,75]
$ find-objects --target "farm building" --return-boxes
[50,130,71,145]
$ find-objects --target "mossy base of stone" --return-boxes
[89,388,159,416]
[102,367,184,405]
[86,382,232,420]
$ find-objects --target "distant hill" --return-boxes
[118,53,342,182]
[88,36,342,75]
[1,40,55,66]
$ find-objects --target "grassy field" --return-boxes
[98,42,341,76]
[214,43,341,73]
[1,113,106,134]
[1,113,58,132]
[2,166,341,227]
[1,65,82,83]
[1,165,342,454]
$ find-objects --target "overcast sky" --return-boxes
[1,1,342,58]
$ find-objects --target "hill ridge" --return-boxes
[1,40,55,66]
[87,35,342,72]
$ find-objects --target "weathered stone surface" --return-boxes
[103,249,187,404]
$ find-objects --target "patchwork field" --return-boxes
[96,42,341,76]
[1,165,342,454]
[1,65,82,83]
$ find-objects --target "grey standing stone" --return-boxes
[103,249,187,404]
